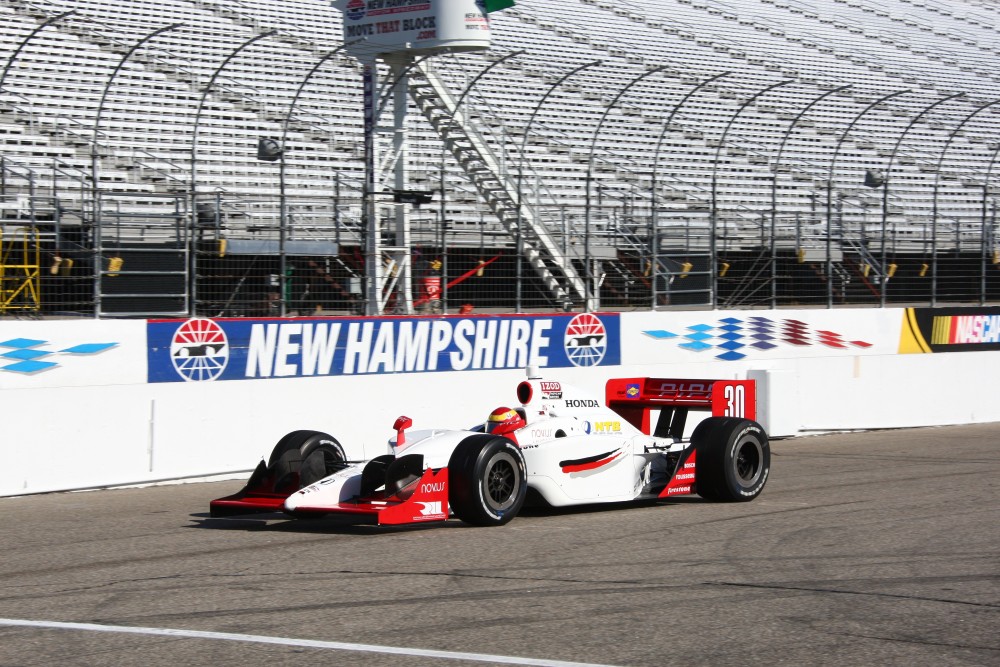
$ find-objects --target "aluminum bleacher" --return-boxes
[1,0,999,313]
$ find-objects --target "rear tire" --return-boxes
[448,435,527,526]
[693,417,769,502]
[268,430,347,493]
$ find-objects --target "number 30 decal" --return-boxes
[724,384,745,417]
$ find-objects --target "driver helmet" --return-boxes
[485,406,525,436]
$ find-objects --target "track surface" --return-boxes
[1,424,998,667]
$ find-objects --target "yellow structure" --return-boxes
[0,226,41,312]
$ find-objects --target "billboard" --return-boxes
[147,313,621,383]
[899,307,1000,353]
[334,0,493,57]
[621,309,901,364]
[0,319,146,388]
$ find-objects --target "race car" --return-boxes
[210,369,770,526]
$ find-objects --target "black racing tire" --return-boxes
[693,417,769,502]
[448,434,527,526]
[268,430,347,493]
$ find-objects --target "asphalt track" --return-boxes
[1,424,998,667]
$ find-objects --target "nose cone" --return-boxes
[283,488,308,511]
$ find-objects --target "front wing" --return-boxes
[288,467,450,525]
[211,465,451,526]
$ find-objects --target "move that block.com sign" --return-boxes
[146,313,620,383]
[335,0,493,58]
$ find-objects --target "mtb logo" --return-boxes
[170,318,229,382]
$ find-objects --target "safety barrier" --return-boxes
[1,306,998,496]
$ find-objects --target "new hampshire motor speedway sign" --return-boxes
[147,313,620,383]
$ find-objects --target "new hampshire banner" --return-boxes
[147,313,620,382]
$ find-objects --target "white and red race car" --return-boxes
[211,370,770,526]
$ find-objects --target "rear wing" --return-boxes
[605,377,756,438]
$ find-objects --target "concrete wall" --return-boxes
[2,307,997,496]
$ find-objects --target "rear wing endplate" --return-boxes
[605,377,756,437]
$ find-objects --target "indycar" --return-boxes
[210,369,770,526]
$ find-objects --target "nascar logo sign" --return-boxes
[147,314,620,382]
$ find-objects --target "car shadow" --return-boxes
[188,494,707,533]
[518,495,703,518]
[187,512,464,535]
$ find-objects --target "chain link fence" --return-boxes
[3,188,998,318]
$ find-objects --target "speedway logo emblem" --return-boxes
[147,314,620,382]
[170,318,229,382]
[344,0,365,20]
[0,337,117,374]
[643,316,871,362]
[563,313,607,367]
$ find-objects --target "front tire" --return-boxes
[693,417,769,502]
[268,430,347,493]
[448,435,527,526]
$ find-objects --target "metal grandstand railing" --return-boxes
[2,0,1000,316]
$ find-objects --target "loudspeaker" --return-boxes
[257,138,283,162]
[863,168,885,188]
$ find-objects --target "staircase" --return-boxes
[409,62,587,306]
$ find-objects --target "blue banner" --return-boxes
[147,313,620,383]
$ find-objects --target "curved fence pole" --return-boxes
[930,99,1000,306]
[584,65,670,311]
[875,92,963,306]
[190,30,277,199]
[436,50,524,312]
[354,51,443,315]
[769,84,851,308]
[981,143,1000,305]
[823,89,910,308]
[0,10,75,92]
[92,23,184,194]
[515,60,602,312]
[710,78,795,309]
[90,22,183,318]
[277,39,363,316]
[650,71,731,309]
[188,30,276,316]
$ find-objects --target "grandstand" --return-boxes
[1,0,999,316]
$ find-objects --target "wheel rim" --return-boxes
[482,452,520,512]
[734,438,763,487]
